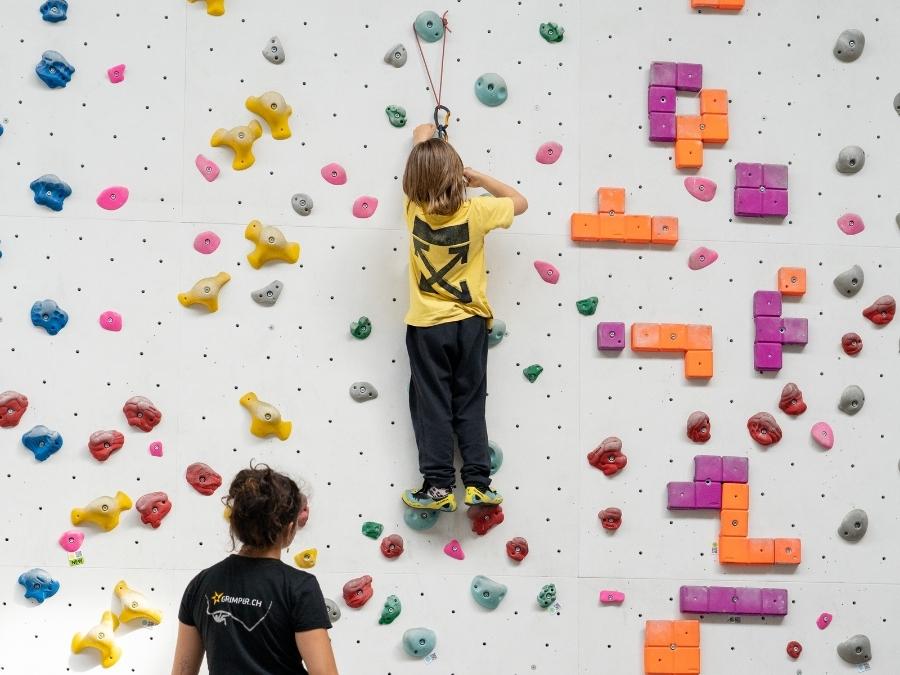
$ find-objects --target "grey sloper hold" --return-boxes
[894,92,900,116]
[836,145,865,173]
[384,44,407,68]
[292,193,313,216]
[324,597,341,623]
[833,264,864,297]
[349,381,378,402]
[251,280,283,306]
[837,634,872,664]
[263,36,285,64]
[833,29,865,62]
[838,508,868,542]
[838,385,865,415]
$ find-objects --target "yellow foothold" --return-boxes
[114,580,163,625]
[240,392,292,440]
[70,491,133,532]
[294,548,318,569]
[178,272,231,312]
[187,0,225,16]
[210,120,262,170]
[246,91,293,140]
[244,220,300,269]
[71,610,121,669]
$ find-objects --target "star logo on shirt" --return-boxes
[211,592,224,605]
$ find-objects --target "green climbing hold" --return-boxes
[362,521,383,539]
[350,316,372,339]
[537,583,557,609]
[474,73,508,107]
[379,595,402,625]
[488,440,503,476]
[414,10,444,43]
[403,505,441,531]
[471,574,508,610]
[539,22,564,43]
[385,105,407,128]
[576,296,599,316]
[402,627,437,658]
[523,364,543,383]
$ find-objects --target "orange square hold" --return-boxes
[721,482,749,510]
[598,214,627,241]
[775,538,802,564]
[676,115,703,141]
[658,324,688,352]
[691,0,719,6]
[746,538,776,564]
[778,267,807,296]
[684,350,713,378]
[718,535,748,563]
[700,89,728,115]
[721,509,749,537]
[598,187,626,215]
[650,216,679,245]
[675,140,703,169]
[717,0,745,8]
[674,646,701,673]
[686,324,712,350]
[673,620,700,647]
[571,213,602,242]
[644,646,674,674]
[644,620,674,647]
[700,113,729,143]
[631,323,661,352]
[625,215,653,243]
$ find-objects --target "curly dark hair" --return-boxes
[222,462,305,551]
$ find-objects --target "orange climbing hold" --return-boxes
[644,619,701,674]
[691,0,744,9]
[778,267,806,296]
[571,186,679,246]
[684,350,714,379]
[674,139,703,169]
[597,187,626,214]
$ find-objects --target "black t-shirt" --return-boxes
[178,555,332,675]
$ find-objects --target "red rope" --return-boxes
[414,11,451,108]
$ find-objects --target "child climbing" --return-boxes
[401,123,528,512]
[171,463,338,675]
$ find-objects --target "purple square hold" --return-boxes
[597,322,626,350]
[781,317,808,345]
[753,290,782,317]
[648,86,676,113]
[761,588,788,615]
[679,586,709,613]
[675,62,703,92]
[734,187,764,217]
[762,164,788,190]
[754,316,783,343]
[694,455,723,482]
[722,456,748,483]
[735,587,763,615]
[707,586,737,614]
[761,188,789,218]
[649,112,676,142]
[694,480,722,509]
[667,481,696,510]
[754,342,783,371]
[649,61,677,87]
[735,163,763,188]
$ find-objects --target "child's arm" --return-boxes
[463,168,528,216]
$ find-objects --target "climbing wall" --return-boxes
[0,1,898,673]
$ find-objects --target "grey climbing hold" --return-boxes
[384,44,407,68]
[263,36,285,64]
[349,381,378,402]
[324,597,341,623]
[414,11,444,43]
[291,193,313,216]
[470,575,507,610]
[895,212,900,228]
[836,145,865,174]
[833,264,864,297]
[402,627,437,658]
[487,319,507,347]
[894,92,900,116]
[838,508,868,542]
[474,73,509,107]
[250,280,282,306]
[836,634,871,664]
[833,29,865,62]
[488,440,503,475]
[838,385,865,415]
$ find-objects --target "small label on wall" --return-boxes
[856,664,871,673]
[711,541,718,555]
[546,601,562,613]
[67,550,85,567]
[424,652,438,664]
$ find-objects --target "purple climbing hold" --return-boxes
[648,112,676,142]
[597,322,625,351]
[684,177,717,202]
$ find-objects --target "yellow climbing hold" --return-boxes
[244,220,300,269]
[71,610,121,669]
[240,392,293,440]
[70,491,132,532]
[178,272,231,312]
[294,548,318,569]
[187,0,225,16]
[115,580,163,625]
[246,91,293,140]
[210,120,262,170]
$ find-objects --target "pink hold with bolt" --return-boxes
[194,154,220,182]
[193,231,221,254]
[817,612,833,629]
[96,186,129,211]
[59,529,84,552]
[98,311,122,332]
[535,141,563,165]
[148,441,163,457]
[321,163,347,185]
[811,422,834,449]
[683,176,717,202]
[836,212,864,235]
[599,590,625,604]
[352,195,378,218]
[688,246,718,270]
[443,539,465,560]
[533,260,560,284]
[107,64,126,84]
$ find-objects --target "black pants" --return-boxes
[406,316,491,489]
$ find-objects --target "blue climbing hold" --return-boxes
[21,425,64,462]
[474,73,508,107]
[471,574,508,610]
[31,299,69,335]
[403,505,441,531]
[39,0,68,22]
[35,50,75,88]
[402,627,437,659]
[18,568,60,603]
[29,174,72,211]
[0,121,4,137]
[488,440,503,475]
[414,11,444,43]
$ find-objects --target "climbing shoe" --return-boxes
[464,485,503,506]
[402,485,457,512]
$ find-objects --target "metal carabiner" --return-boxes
[434,105,450,140]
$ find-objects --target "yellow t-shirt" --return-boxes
[404,195,514,327]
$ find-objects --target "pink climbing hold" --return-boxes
[148,441,163,457]
[683,176,717,202]
[443,539,465,560]
[195,154,220,182]
[98,311,122,332]
[107,64,126,84]
[599,590,625,604]
[688,246,718,270]
[352,195,379,218]
[816,612,833,630]
[96,186,129,211]
[59,529,84,553]
[533,260,560,284]
[535,141,563,165]
[321,163,347,185]
[837,212,865,235]
[193,231,221,254]
[810,422,834,450]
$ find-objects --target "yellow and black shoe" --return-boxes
[464,485,503,506]
[402,485,457,512]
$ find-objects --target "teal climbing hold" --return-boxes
[362,521,384,539]
[403,505,440,531]
[350,316,372,339]
[385,105,407,128]
[539,22,565,43]
[378,595,402,625]
[576,296,599,316]
[471,575,507,610]
[414,11,444,43]
[487,319,507,347]
[474,73,508,107]
[537,583,558,609]
[523,364,543,383]
[488,440,503,476]
[402,627,437,658]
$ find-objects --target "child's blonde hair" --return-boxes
[403,139,467,216]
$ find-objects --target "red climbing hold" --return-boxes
[686,411,710,443]
[747,412,782,446]
[587,436,627,476]
[380,534,404,559]
[841,332,863,355]
[123,396,162,432]
[862,294,896,326]
[506,537,529,561]
[786,640,802,659]
[778,382,807,416]
[598,507,622,531]
[0,391,29,428]
[136,491,172,528]
[88,430,125,462]
[342,575,374,608]
[467,504,504,535]
[185,462,222,496]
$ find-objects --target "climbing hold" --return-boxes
[262,36,285,64]
[402,627,437,658]
[404,505,440,530]
[833,264,864,297]
[96,186,129,211]
[468,504,504,535]
[471,575,507,610]
[836,634,872,664]
[537,583,557,609]
[838,508,868,542]
[810,422,834,450]
[539,22,564,43]
[385,105,407,128]
[349,382,378,402]
[115,580,162,625]
[88,430,125,462]
[29,174,72,211]
[246,91,293,140]
[688,246,718,270]
[384,44,407,67]
[380,534,404,559]
[291,193,313,216]
[838,385,865,415]
[862,295,895,325]
[350,316,372,339]
[239,392,292,440]
[597,322,626,350]
[0,391,29,428]
[194,155,220,182]
[779,383,807,415]
[210,120,263,171]
[686,411,711,443]
[599,590,625,604]
[71,611,121,669]
[487,319,507,347]
[414,10,444,42]
[536,141,563,165]
[187,0,225,16]
[533,260,560,284]
[379,595,402,625]
[18,568,60,603]
[58,530,84,552]
[474,73,509,107]
[836,145,865,174]
[523,364,543,383]
[106,64,125,84]
[489,440,503,475]
[71,491,132,531]
[833,29,865,62]
[506,537,529,561]
[817,612,833,630]
[245,220,300,268]
[123,396,162,432]
[352,195,379,218]
[294,548,318,569]
[598,507,622,531]
[185,463,222,495]
[747,412,782,446]
[362,521,383,539]
[31,299,68,335]
[343,575,374,609]
[587,436,627,476]
[683,176,717,202]
[22,425,63,461]
[841,332,863,355]
[135,492,171,528]
[323,597,341,623]
[39,0,68,22]
[191,232,220,257]
[836,212,865,235]
[576,296,598,316]
[321,163,347,185]
[786,641,802,659]
[148,441,163,457]
[250,280,283,307]
[98,311,123,332]
[443,539,465,560]
[35,50,74,88]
